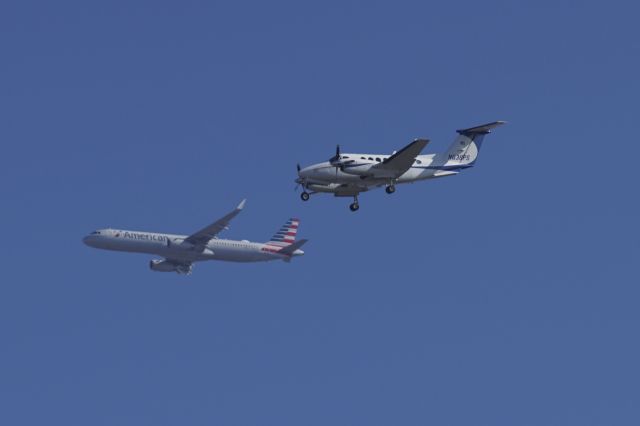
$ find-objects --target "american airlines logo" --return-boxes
[122,231,167,242]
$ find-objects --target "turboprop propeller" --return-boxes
[328,145,355,175]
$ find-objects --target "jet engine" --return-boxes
[149,259,192,274]
[149,259,179,272]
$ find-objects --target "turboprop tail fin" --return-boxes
[438,121,505,167]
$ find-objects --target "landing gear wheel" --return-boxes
[385,185,396,194]
[349,202,359,212]
[300,192,310,201]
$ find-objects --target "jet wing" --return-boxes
[371,138,429,178]
[184,199,246,246]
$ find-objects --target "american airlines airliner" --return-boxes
[83,200,307,274]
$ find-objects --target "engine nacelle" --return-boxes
[149,259,193,274]
[340,163,375,176]
[149,259,179,272]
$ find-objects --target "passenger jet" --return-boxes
[83,200,307,274]
[296,121,505,211]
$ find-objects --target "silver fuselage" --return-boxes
[83,229,303,263]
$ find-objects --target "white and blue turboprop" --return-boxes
[83,200,307,274]
[295,121,505,211]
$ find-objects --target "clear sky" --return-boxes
[2,1,639,424]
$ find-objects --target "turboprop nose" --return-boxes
[294,249,305,256]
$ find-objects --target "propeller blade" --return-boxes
[329,145,342,165]
[297,163,301,173]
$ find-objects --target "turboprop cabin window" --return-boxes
[368,157,373,160]
[376,158,381,162]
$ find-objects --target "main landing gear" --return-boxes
[300,191,310,201]
[349,195,359,212]
[385,184,396,194]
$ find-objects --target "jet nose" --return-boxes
[83,235,96,247]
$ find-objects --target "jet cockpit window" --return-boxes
[90,231,101,235]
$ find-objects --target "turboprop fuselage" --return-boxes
[295,121,504,210]
[298,152,465,188]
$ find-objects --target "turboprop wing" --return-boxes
[370,138,429,178]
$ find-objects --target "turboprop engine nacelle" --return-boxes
[149,259,179,272]
[340,164,375,176]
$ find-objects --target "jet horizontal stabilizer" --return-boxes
[279,239,308,256]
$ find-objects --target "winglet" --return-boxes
[237,199,246,210]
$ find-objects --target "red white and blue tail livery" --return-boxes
[268,218,300,246]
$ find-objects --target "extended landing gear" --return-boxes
[349,195,360,212]
[385,184,396,194]
[300,191,310,201]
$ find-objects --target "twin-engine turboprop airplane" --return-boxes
[296,121,505,211]
[83,200,307,274]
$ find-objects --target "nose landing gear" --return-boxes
[300,191,310,201]
[385,184,396,194]
[349,194,360,212]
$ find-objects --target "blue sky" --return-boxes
[1,1,639,424]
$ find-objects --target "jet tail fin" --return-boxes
[267,218,300,246]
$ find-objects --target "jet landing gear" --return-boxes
[385,184,396,194]
[300,191,310,201]
[349,195,360,212]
